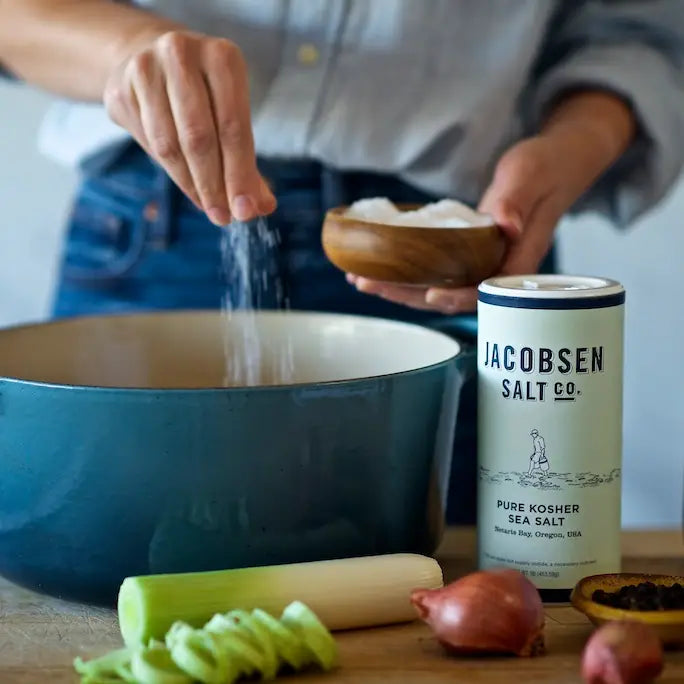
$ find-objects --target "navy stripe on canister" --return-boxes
[478,291,625,310]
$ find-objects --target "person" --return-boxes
[528,429,549,476]
[1,1,683,521]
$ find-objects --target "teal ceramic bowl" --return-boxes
[0,310,467,605]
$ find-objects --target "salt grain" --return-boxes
[345,196,490,228]
[344,197,401,222]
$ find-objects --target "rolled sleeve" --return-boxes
[526,2,684,227]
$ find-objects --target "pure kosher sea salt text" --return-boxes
[497,499,580,527]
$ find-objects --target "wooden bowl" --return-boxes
[571,573,684,647]
[321,204,506,287]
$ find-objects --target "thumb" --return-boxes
[478,147,547,240]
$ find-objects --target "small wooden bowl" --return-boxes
[321,204,506,287]
[571,573,684,647]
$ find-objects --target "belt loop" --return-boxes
[146,163,178,250]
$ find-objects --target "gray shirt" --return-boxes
[36,0,684,226]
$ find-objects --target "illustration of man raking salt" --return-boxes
[528,429,549,475]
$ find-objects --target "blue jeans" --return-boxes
[52,144,555,523]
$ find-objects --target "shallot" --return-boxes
[410,568,545,657]
[580,620,664,684]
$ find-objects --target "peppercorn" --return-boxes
[592,582,684,611]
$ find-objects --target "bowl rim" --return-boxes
[324,204,498,232]
[571,572,684,625]
[0,308,465,393]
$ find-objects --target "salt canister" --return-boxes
[476,275,625,601]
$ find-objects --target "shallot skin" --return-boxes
[411,568,545,657]
[581,620,664,684]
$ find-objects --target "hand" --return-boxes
[103,30,275,225]
[348,91,635,314]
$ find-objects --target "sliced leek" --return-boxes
[74,648,136,683]
[74,602,337,684]
[130,646,192,684]
[281,600,337,671]
[219,610,279,679]
[205,614,264,674]
[251,608,307,670]
[119,553,443,647]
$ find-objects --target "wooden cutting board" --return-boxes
[1,528,683,683]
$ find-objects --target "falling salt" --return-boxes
[219,217,294,387]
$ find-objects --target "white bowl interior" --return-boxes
[0,311,460,389]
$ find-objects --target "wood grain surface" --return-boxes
[1,527,683,683]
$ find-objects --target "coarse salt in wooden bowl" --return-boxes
[321,198,506,288]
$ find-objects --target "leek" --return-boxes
[119,552,443,647]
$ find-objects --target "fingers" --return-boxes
[476,136,564,278]
[127,50,202,211]
[258,176,278,215]
[478,140,552,241]
[160,33,230,225]
[103,31,273,225]
[349,276,434,310]
[479,186,526,241]
[103,64,151,159]
[347,274,477,314]
[499,196,561,276]
[203,39,275,220]
[425,287,478,313]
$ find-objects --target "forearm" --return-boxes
[0,0,183,100]
[540,90,637,181]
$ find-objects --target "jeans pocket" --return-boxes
[61,197,148,286]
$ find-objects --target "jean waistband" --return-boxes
[86,142,437,225]
[89,144,328,202]
[80,143,426,248]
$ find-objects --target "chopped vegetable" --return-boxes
[251,608,307,669]
[205,614,265,674]
[118,553,443,647]
[130,645,192,684]
[282,600,338,671]
[74,648,136,682]
[213,610,279,679]
[74,601,337,684]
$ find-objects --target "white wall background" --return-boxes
[1,81,681,529]
[0,83,76,324]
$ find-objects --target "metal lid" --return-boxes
[479,274,624,300]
